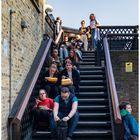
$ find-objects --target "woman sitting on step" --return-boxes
[66,49,79,70]
[32,89,54,131]
[60,61,80,94]
[44,63,60,99]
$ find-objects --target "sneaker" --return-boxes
[67,137,72,140]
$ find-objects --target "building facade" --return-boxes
[1,0,46,139]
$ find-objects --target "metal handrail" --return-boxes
[8,37,52,140]
[13,38,52,123]
[107,33,138,37]
[103,37,122,123]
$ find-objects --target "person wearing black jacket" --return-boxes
[60,62,80,94]
[44,63,60,99]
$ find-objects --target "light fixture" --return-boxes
[21,20,28,29]
[10,8,16,14]
[45,4,53,13]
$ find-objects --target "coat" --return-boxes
[120,109,138,140]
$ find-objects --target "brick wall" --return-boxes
[1,0,45,139]
[110,50,138,121]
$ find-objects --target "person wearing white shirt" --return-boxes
[89,13,100,50]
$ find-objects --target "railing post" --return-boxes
[133,26,139,50]
[12,122,21,140]
[96,41,101,66]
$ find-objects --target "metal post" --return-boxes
[9,8,16,114]
[9,8,16,140]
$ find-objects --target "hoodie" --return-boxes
[120,109,138,140]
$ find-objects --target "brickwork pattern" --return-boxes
[1,0,45,139]
[110,50,138,121]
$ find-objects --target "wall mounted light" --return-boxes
[45,4,53,13]
[21,20,28,29]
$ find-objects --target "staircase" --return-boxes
[32,50,114,140]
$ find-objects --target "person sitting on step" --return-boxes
[48,48,63,71]
[32,89,54,131]
[49,87,79,140]
[60,61,80,94]
[44,63,60,99]
[119,101,138,140]
[67,49,79,70]
[59,36,71,64]
[71,34,84,51]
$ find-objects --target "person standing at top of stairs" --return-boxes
[79,20,88,51]
[89,13,100,50]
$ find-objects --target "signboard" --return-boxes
[125,62,133,72]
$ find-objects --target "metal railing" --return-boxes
[99,26,139,50]
[103,37,121,123]
[8,28,64,140]
[8,37,53,140]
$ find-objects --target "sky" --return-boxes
[46,0,139,29]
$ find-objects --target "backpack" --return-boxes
[55,120,68,140]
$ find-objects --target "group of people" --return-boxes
[32,87,79,140]
[55,13,100,52]
[31,13,138,140]
[79,13,100,51]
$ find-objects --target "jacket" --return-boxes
[120,109,138,140]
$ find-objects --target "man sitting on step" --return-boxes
[50,87,79,140]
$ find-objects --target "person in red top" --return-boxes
[32,89,54,130]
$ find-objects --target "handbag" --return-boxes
[55,120,68,140]
[61,78,72,86]
[47,77,58,83]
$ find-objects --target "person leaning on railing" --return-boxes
[119,102,138,140]
[32,89,54,131]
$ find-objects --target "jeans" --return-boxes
[75,49,82,61]
[91,28,97,49]
[50,112,79,138]
[59,47,68,62]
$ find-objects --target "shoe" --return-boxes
[67,137,72,140]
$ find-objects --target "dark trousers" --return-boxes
[49,112,79,138]
[45,85,60,99]
[32,108,50,130]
